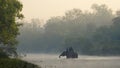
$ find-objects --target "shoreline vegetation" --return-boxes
[0,58,40,68]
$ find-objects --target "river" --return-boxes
[22,54,120,68]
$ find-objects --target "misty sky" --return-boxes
[20,0,120,21]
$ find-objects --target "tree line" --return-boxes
[18,4,120,55]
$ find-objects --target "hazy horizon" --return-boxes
[17,0,120,55]
[20,0,120,21]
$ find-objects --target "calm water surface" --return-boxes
[22,54,120,68]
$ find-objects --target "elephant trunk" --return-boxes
[59,55,61,58]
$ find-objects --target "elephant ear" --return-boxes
[60,51,66,56]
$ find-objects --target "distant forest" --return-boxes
[17,4,120,55]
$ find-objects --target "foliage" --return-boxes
[0,51,8,58]
[0,58,40,68]
[0,0,23,57]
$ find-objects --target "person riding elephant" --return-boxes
[59,47,78,58]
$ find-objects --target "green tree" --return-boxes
[0,0,23,57]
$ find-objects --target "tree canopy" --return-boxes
[0,0,23,57]
[0,0,23,46]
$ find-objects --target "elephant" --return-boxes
[59,47,78,58]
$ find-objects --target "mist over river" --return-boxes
[22,54,120,68]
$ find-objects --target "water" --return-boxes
[22,54,120,68]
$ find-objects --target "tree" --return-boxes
[0,0,23,57]
[91,4,113,26]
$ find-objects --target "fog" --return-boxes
[17,4,120,56]
[20,0,120,20]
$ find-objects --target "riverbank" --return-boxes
[0,58,41,68]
